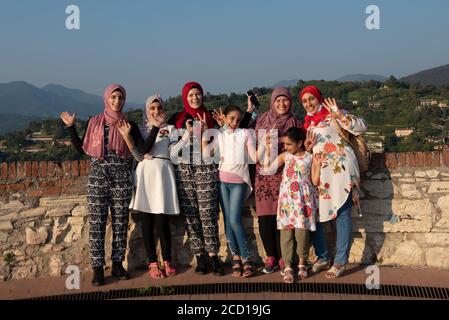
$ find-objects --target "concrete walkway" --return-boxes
[1,264,449,300]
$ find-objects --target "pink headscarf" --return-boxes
[255,86,302,134]
[82,84,131,160]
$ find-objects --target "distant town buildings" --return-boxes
[364,131,385,153]
[416,97,448,110]
[24,146,46,153]
[368,102,382,108]
[395,128,414,137]
[26,133,53,143]
[366,141,384,153]
[420,98,438,107]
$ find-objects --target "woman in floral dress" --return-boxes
[300,85,368,278]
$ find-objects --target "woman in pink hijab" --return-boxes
[61,84,150,286]
[252,87,304,274]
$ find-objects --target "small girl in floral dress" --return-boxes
[263,127,322,283]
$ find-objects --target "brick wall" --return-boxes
[0,160,90,198]
[2,150,449,196]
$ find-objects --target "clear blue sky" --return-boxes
[1,0,449,103]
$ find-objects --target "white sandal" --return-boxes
[298,265,308,280]
[283,268,294,284]
[325,265,345,279]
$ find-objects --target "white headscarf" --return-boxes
[141,93,164,138]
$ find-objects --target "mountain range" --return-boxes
[2,63,449,135]
[271,64,449,88]
[0,82,142,135]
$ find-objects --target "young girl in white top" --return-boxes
[201,105,258,277]
[263,127,322,283]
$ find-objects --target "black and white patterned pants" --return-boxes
[175,163,220,254]
[87,154,133,268]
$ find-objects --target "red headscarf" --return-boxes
[300,85,329,130]
[174,81,215,129]
[82,84,131,159]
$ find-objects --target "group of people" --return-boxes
[60,81,367,286]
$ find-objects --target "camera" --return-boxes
[247,90,260,110]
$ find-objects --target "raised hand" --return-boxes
[247,94,259,113]
[196,112,209,132]
[117,119,131,136]
[147,112,165,128]
[212,108,225,127]
[60,112,76,127]
[304,129,318,152]
[185,119,193,134]
[322,97,339,114]
[312,152,324,167]
[263,124,277,148]
[152,112,166,128]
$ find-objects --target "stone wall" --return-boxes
[1,150,449,280]
[351,151,449,269]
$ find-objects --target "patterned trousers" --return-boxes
[175,163,220,254]
[87,154,133,268]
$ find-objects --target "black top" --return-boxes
[66,118,159,156]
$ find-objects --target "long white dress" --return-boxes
[129,124,180,215]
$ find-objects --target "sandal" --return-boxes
[232,259,243,277]
[283,268,294,284]
[311,259,330,274]
[242,260,256,278]
[148,262,165,279]
[325,265,345,279]
[298,265,308,280]
[163,260,176,277]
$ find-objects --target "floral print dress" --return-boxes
[277,152,317,231]
[309,111,368,222]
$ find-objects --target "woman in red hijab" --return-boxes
[299,85,368,279]
[168,82,224,276]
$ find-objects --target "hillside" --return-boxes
[0,113,43,135]
[401,64,449,86]
[336,74,387,82]
[0,81,142,134]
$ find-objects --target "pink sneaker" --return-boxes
[163,260,176,277]
[278,258,285,271]
[148,262,165,279]
[262,256,276,274]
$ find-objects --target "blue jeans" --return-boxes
[312,193,353,265]
[334,194,353,265]
[311,220,329,262]
[218,182,250,260]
